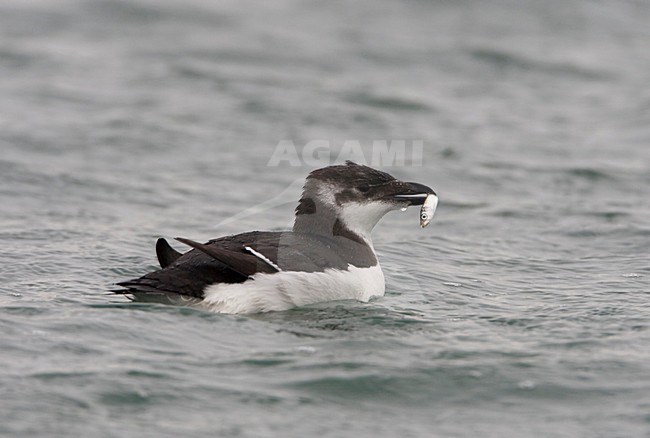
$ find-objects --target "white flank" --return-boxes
[201,264,385,314]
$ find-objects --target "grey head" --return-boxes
[293,161,435,244]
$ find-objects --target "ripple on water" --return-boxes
[468,47,613,80]
[344,91,432,112]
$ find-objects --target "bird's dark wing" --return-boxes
[116,231,377,300]
[205,231,377,272]
[117,232,332,299]
[155,238,182,268]
[174,237,278,277]
[116,245,249,299]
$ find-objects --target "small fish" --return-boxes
[420,194,438,228]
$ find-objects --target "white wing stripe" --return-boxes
[244,246,282,272]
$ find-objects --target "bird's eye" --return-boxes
[358,184,370,193]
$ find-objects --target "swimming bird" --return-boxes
[116,161,437,314]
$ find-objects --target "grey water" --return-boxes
[1,0,649,436]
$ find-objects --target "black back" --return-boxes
[117,231,377,299]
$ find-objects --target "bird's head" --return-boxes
[294,161,437,241]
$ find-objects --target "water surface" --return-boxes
[1,0,649,437]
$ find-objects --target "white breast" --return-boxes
[201,264,385,314]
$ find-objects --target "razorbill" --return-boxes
[116,161,437,314]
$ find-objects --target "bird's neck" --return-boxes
[293,198,372,247]
[292,196,394,250]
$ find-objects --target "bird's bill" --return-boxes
[391,181,436,206]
